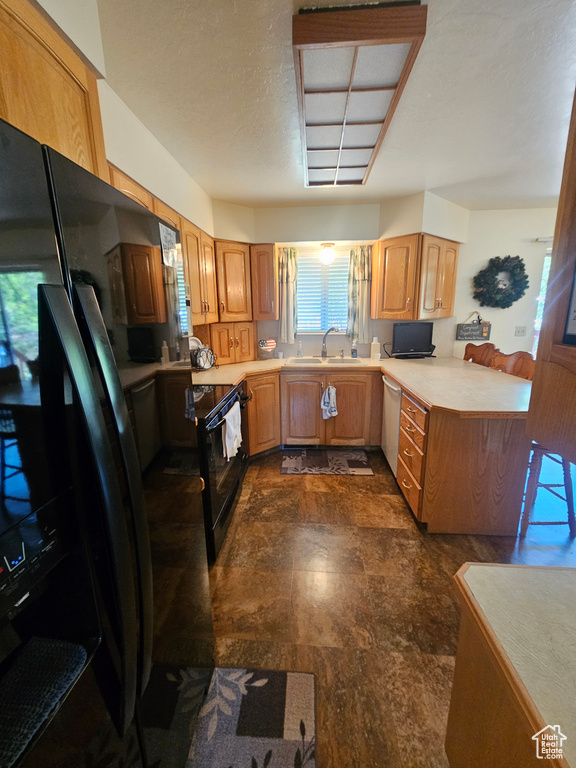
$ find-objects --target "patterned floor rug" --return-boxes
[188,668,316,768]
[281,448,373,476]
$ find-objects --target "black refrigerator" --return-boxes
[0,118,214,768]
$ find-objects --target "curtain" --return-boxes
[278,247,298,343]
[347,245,372,343]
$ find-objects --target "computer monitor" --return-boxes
[391,322,434,358]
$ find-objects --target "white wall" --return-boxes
[453,208,557,358]
[97,82,214,235]
[379,193,424,239]
[36,0,106,75]
[254,204,381,243]
[422,192,469,243]
[213,201,255,242]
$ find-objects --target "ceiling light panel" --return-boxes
[293,5,427,187]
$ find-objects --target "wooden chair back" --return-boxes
[464,342,498,367]
[490,350,535,381]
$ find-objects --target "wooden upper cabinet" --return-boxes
[215,241,252,321]
[200,232,218,324]
[121,243,166,324]
[0,0,107,179]
[153,199,180,231]
[235,322,255,363]
[371,235,420,319]
[210,321,255,364]
[180,220,217,326]
[251,244,279,321]
[108,165,154,210]
[418,234,459,319]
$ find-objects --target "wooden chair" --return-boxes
[490,350,535,380]
[464,342,498,367]
[520,445,576,538]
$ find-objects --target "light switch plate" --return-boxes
[514,326,527,337]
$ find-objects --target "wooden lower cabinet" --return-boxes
[211,322,255,364]
[245,373,280,456]
[280,371,379,446]
[157,372,196,447]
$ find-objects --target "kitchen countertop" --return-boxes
[455,564,576,765]
[117,355,531,416]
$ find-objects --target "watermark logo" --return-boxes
[532,725,567,760]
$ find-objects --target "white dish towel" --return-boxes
[321,385,338,419]
[223,400,242,460]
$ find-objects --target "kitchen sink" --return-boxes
[285,357,323,364]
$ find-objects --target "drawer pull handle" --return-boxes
[406,406,417,413]
[235,337,239,347]
[221,300,225,312]
[403,449,413,458]
[200,477,205,492]
[404,425,416,434]
[401,479,412,490]
[229,337,234,348]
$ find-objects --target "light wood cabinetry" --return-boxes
[418,234,459,319]
[156,372,196,447]
[109,243,167,325]
[210,322,255,365]
[371,235,419,319]
[153,199,180,230]
[0,0,107,179]
[215,241,252,322]
[371,233,459,320]
[280,371,379,446]
[245,373,281,456]
[108,165,154,210]
[527,88,576,464]
[251,244,279,321]
[396,391,428,519]
[181,220,218,326]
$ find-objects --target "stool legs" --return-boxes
[562,459,576,537]
[520,447,543,539]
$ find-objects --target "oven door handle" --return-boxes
[205,394,244,432]
[206,414,227,433]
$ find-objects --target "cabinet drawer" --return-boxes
[400,410,426,451]
[401,393,428,431]
[397,455,422,519]
[399,427,424,483]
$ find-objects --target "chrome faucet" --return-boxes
[321,326,339,357]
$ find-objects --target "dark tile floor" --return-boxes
[145,448,576,768]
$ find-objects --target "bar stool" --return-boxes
[519,443,576,538]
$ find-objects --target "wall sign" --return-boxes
[456,323,491,341]
[159,222,178,266]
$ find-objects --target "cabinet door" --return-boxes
[324,374,372,445]
[210,323,234,365]
[201,232,219,324]
[152,199,180,230]
[215,241,252,321]
[280,374,324,445]
[436,239,459,318]
[181,219,204,326]
[418,235,459,319]
[251,244,279,321]
[235,322,255,363]
[157,373,196,447]
[371,235,419,319]
[0,0,107,179]
[109,165,153,210]
[246,374,281,455]
[121,244,167,324]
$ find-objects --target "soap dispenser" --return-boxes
[160,340,169,365]
[370,337,380,359]
[297,340,303,357]
[351,339,358,358]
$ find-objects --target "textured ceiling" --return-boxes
[96,0,576,209]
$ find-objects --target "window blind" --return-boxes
[296,252,349,332]
[176,260,189,335]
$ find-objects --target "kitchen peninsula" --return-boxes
[118,354,532,537]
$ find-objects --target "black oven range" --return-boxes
[193,382,250,563]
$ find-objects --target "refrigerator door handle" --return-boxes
[73,284,153,698]
[38,284,138,736]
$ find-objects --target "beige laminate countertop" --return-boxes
[117,355,531,416]
[457,564,576,766]
[380,356,532,415]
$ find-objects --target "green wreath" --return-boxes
[472,255,529,309]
